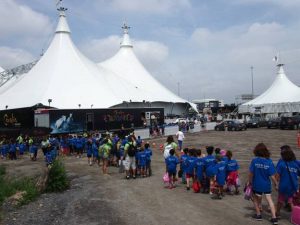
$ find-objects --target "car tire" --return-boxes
[232,127,236,131]
[267,126,270,129]
[257,124,260,128]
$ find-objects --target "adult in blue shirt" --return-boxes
[165,149,179,189]
[276,145,300,217]
[248,143,278,224]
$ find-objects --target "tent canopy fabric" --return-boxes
[0,10,196,114]
[239,65,300,114]
[0,67,4,73]
[98,25,197,112]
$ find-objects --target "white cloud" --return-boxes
[80,36,169,69]
[0,46,35,69]
[231,0,300,8]
[168,21,300,102]
[93,0,191,14]
[0,0,52,39]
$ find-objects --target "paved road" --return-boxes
[2,128,299,225]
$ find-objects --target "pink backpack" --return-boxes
[163,173,170,183]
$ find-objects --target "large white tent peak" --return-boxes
[239,64,300,114]
[243,64,300,105]
[0,7,124,110]
[99,24,197,113]
[55,7,71,34]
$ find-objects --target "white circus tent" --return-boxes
[239,64,300,114]
[0,9,196,116]
[0,67,4,73]
[98,24,197,116]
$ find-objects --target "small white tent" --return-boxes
[239,64,300,114]
[99,24,197,115]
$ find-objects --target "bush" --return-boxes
[0,166,39,206]
[46,159,69,192]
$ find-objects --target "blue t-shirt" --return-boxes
[221,156,229,164]
[203,155,216,177]
[30,145,38,154]
[180,154,189,172]
[9,144,17,153]
[249,157,276,193]
[276,160,300,197]
[195,158,204,180]
[215,161,227,186]
[92,143,99,157]
[226,159,240,172]
[165,155,179,173]
[185,156,197,174]
[145,148,152,162]
[19,143,26,153]
[86,142,93,156]
[138,151,147,166]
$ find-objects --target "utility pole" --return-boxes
[251,66,254,99]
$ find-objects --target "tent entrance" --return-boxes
[86,113,94,131]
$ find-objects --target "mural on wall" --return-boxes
[50,112,83,134]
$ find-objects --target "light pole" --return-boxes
[78,104,81,109]
[251,66,254,99]
[91,104,93,108]
[5,105,8,110]
[48,99,52,107]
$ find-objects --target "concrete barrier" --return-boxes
[134,122,217,139]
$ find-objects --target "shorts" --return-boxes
[278,193,293,204]
[168,171,176,177]
[253,190,271,196]
[124,156,136,170]
[186,173,194,179]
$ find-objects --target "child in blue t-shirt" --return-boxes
[203,146,216,194]
[194,149,204,187]
[226,150,240,195]
[248,143,278,224]
[144,143,153,176]
[276,145,300,217]
[138,148,148,177]
[92,141,100,166]
[185,149,197,191]
[9,140,17,160]
[180,148,189,184]
[212,155,226,199]
[165,149,179,189]
[86,138,93,166]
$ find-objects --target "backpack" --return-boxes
[164,144,173,159]
[127,144,136,157]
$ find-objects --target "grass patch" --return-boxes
[0,165,39,206]
[46,159,69,192]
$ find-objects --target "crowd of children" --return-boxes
[0,132,153,179]
[164,144,240,199]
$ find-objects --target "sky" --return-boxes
[1,0,300,103]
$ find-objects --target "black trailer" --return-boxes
[34,108,164,134]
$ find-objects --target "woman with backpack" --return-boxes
[163,135,178,159]
[124,136,137,179]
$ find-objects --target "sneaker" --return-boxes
[270,218,278,225]
[186,187,190,191]
[133,176,136,179]
[211,195,222,200]
[252,214,262,221]
[126,176,130,180]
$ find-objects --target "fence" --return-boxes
[134,122,217,139]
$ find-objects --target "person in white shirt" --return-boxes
[176,129,185,151]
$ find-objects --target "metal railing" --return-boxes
[0,60,38,87]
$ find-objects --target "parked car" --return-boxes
[280,115,300,130]
[246,117,267,128]
[267,117,281,129]
[215,120,247,131]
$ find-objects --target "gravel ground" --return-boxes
[1,128,299,225]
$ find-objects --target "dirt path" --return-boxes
[2,128,299,225]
